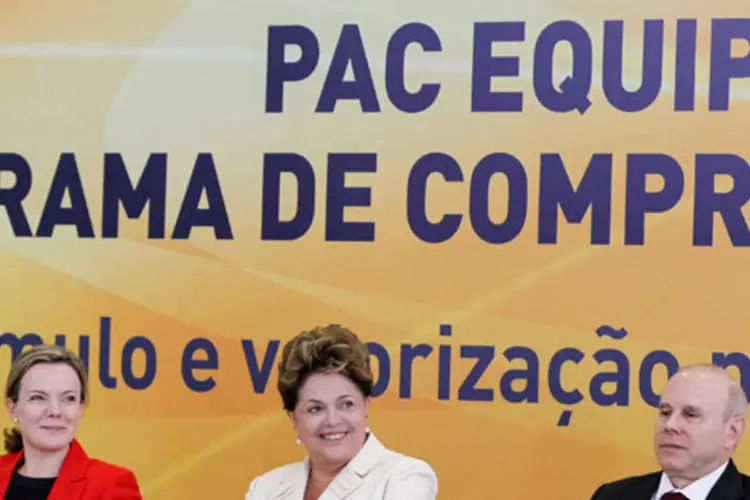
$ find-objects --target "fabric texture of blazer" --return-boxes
[590,459,750,500]
[0,438,142,500]
[245,433,437,499]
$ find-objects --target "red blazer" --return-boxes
[0,439,142,499]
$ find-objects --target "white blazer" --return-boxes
[245,434,438,499]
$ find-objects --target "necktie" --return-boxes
[661,493,688,500]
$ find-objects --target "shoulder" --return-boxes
[86,457,137,481]
[379,448,436,478]
[740,473,750,497]
[0,450,21,470]
[373,445,438,496]
[245,461,305,498]
[740,471,750,490]
[84,458,141,498]
[591,472,659,499]
[727,458,750,481]
[723,460,750,497]
[65,440,138,485]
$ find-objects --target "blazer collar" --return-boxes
[706,459,745,500]
[274,433,387,499]
[0,447,23,493]
[635,472,661,499]
[321,433,386,499]
[648,459,745,500]
[48,439,88,500]
[0,439,87,500]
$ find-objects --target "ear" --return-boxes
[5,398,15,422]
[727,416,746,449]
[364,396,371,417]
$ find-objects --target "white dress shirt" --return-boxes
[651,461,729,500]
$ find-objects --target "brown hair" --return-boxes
[3,344,89,453]
[277,325,373,411]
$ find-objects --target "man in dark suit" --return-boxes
[591,364,750,500]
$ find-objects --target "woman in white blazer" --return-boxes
[245,324,438,500]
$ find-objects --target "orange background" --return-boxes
[0,1,749,498]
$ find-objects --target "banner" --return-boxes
[0,1,749,498]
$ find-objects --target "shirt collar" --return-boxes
[654,461,729,500]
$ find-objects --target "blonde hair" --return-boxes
[3,344,88,453]
[277,325,373,411]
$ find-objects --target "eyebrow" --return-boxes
[27,390,78,395]
[304,394,354,404]
[658,403,703,414]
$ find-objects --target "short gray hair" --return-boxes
[724,382,748,421]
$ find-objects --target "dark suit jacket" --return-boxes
[591,459,750,500]
[0,439,142,500]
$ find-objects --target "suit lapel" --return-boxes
[707,460,745,500]
[0,451,23,494]
[271,461,307,500]
[273,434,385,500]
[48,439,87,500]
[631,472,661,500]
[320,434,385,500]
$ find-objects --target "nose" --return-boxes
[662,413,681,433]
[44,400,62,417]
[323,408,343,427]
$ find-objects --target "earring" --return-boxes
[366,426,371,433]
[296,438,301,445]
[12,418,18,424]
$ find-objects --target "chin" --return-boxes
[32,437,72,453]
[319,441,357,458]
[658,455,687,470]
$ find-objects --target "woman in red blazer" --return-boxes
[0,344,142,499]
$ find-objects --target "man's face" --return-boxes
[654,369,742,481]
